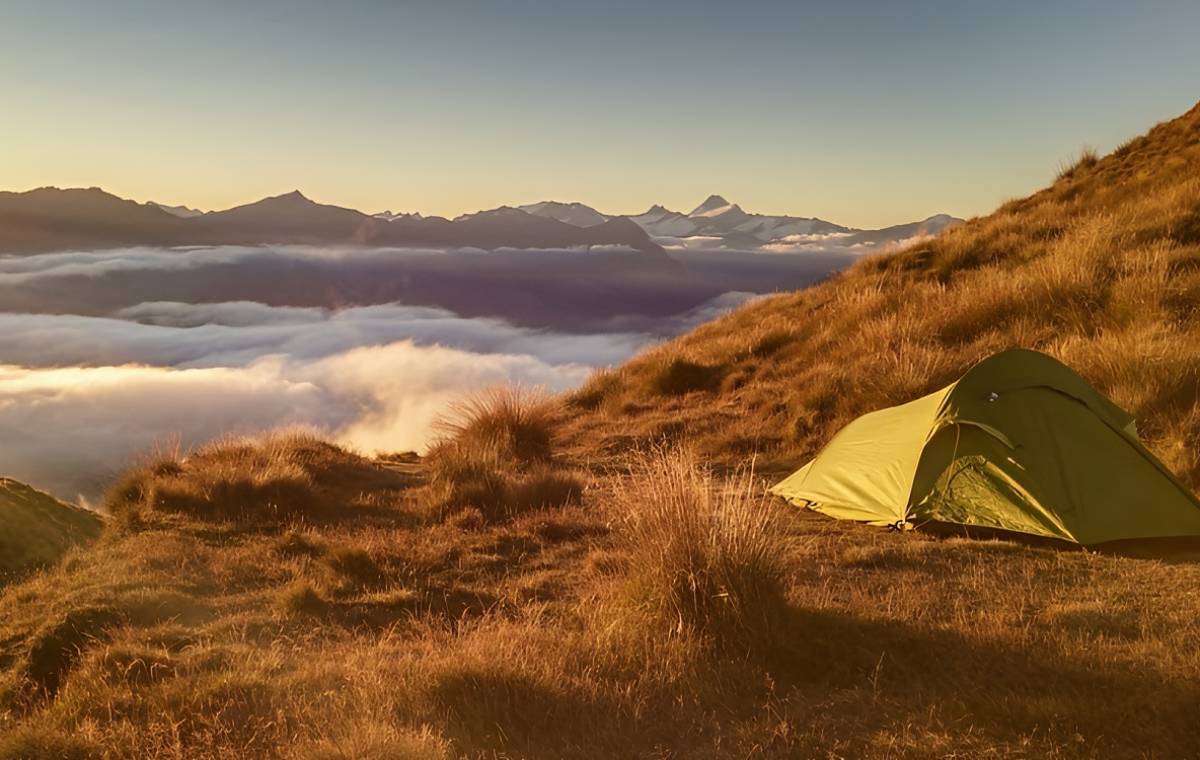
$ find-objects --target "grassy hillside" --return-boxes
[3,103,1200,759]
[564,101,1200,487]
[0,478,103,584]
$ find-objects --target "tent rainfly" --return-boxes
[771,349,1200,546]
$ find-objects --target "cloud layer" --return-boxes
[0,244,803,503]
[0,340,588,503]
[0,294,754,503]
[0,302,649,369]
[0,244,643,286]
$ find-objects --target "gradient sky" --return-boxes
[3,1,1199,227]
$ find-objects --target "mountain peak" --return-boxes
[690,194,734,217]
[224,190,314,210]
[238,190,320,211]
[516,201,608,228]
[148,201,204,219]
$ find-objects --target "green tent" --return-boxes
[771,349,1200,545]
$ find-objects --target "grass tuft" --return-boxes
[323,547,385,591]
[614,448,788,651]
[507,467,585,512]
[275,527,326,558]
[105,432,381,524]
[434,386,559,465]
[426,453,584,523]
[24,607,122,699]
[1057,145,1100,181]
[290,723,450,760]
[426,385,583,523]
[649,358,724,396]
[0,727,100,760]
[747,329,796,358]
[568,370,621,411]
[276,581,328,617]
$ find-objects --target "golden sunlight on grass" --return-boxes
[4,103,1200,758]
[613,448,788,651]
[561,103,1200,496]
[425,386,584,522]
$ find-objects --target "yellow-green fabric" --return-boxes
[771,387,950,526]
[771,349,1200,545]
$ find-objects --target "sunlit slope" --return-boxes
[0,478,103,581]
[3,101,1200,760]
[566,101,1200,490]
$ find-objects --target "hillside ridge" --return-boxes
[0,187,667,255]
[563,100,1200,489]
[3,102,1200,759]
[0,478,103,583]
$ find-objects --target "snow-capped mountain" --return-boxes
[629,205,700,238]
[147,201,204,218]
[1,186,957,258]
[625,195,865,249]
[519,194,959,251]
[517,201,608,228]
[688,194,743,219]
[373,210,423,222]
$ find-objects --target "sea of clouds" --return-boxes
[0,295,754,504]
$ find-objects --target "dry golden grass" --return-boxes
[613,448,788,651]
[425,386,585,522]
[0,423,617,758]
[5,103,1200,758]
[0,726,99,760]
[0,479,104,584]
[434,385,560,465]
[105,431,408,525]
[562,102,1200,493]
[7,477,1200,758]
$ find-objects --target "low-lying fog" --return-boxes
[0,244,855,503]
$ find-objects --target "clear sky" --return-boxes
[3,0,1199,227]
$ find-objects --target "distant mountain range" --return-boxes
[0,188,664,256]
[519,194,962,251]
[0,186,961,256]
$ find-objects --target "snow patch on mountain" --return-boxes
[518,201,608,227]
[148,202,204,218]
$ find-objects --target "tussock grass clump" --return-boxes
[0,727,100,760]
[425,442,507,498]
[323,546,385,591]
[1057,145,1100,181]
[276,581,327,617]
[746,328,796,359]
[106,433,375,524]
[290,725,450,760]
[275,527,326,558]
[649,357,724,396]
[426,386,584,522]
[93,643,178,687]
[23,607,122,699]
[435,386,559,465]
[426,445,584,522]
[614,449,788,651]
[507,467,585,511]
[567,369,621,410]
